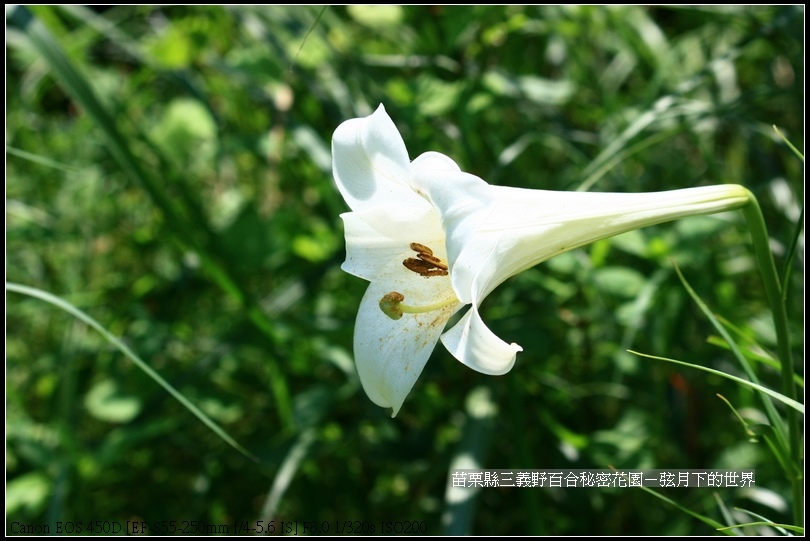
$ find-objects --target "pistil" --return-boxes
[379,291,459,320]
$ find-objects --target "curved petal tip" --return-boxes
[331,104,415,212]
[441,305,523,376]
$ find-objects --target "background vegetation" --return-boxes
[6,5,803,535]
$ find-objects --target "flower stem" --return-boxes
[741,190,802,526]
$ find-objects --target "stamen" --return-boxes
[416,253,448,270]
[379,291,459,321]
[403,258,448,276]
[403,242,449,277]
[410,242,433,256]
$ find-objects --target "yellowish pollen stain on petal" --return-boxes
[430,313,446,328]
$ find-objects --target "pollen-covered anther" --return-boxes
[416,252,448,270]
[403,258,449,277]
[403,242,449,277]
[409,242,433,256]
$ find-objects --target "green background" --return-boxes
[6,5,804,535]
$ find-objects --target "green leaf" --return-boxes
[6,472,51,516]
[84,379,142,423]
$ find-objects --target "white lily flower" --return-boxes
[332,104,750,417]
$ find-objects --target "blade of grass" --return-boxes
[609,469,731,534]
[715,394,759,439]
[6,145,79,173]
[714,393,791,476]
[713,492,743,535]
[772,125,804,162]
[258,428,317,525]
[6,282,259,463]
[714,391,791,478]
[715,392,792,476]
[670,262,792,462]
[780,206,803,305]
[767,127,804,306]
[289,5,328,74]
[739,195,802,525]
[628,350,803,414]
[707,336,803,388]
[732,507,803,535]
[717,521,803,534]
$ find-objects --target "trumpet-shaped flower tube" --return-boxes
[332,104,750,417]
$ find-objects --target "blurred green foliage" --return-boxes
[6,5,803,535]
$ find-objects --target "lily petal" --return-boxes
[332,105,431,214]
[353,256,462,417]
[474,184,752,298]
[341,207,444,282]
[441,307,523,375]
[410,152,495,304]
[440,237,523,375]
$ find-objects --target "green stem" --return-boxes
[741,190,802,526]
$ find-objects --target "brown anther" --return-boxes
[403,258,433,274]
[409,242,433,256]
[417,253,448,270]
[403,257,449,277]
[404,242,449,277]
